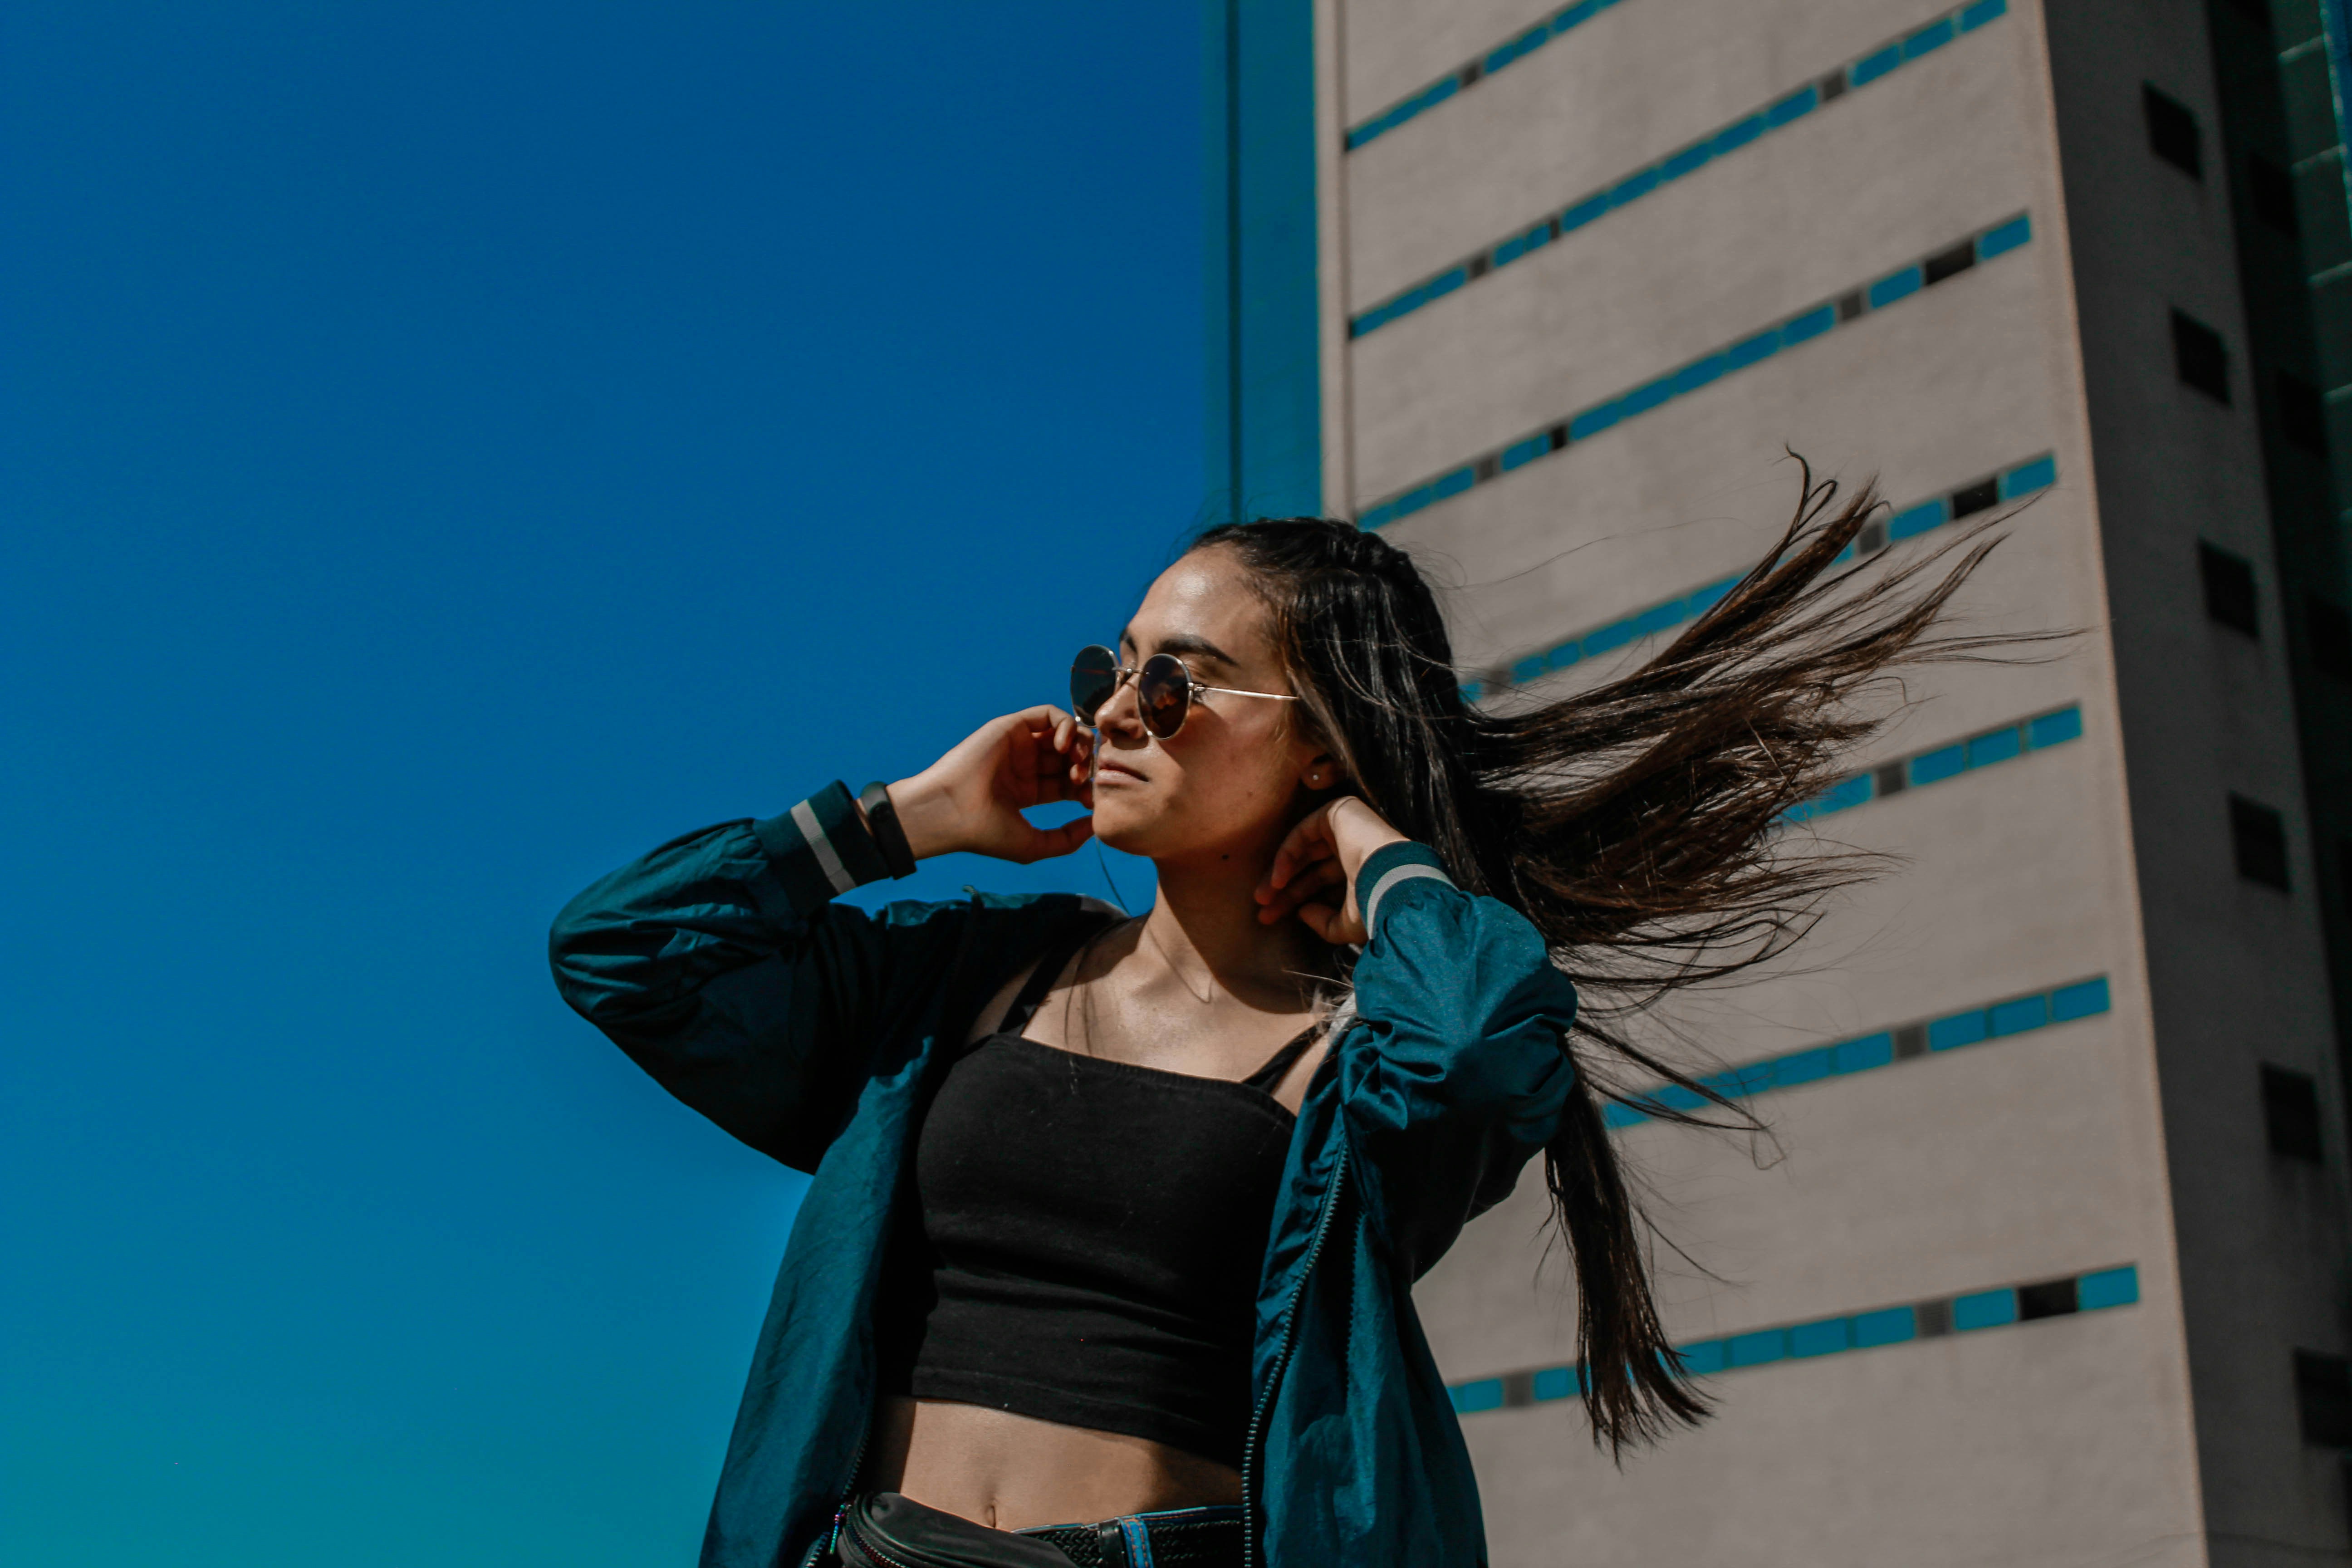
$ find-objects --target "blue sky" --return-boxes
[2,6,1203,1562]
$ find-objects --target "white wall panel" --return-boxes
[1349,34,2041,500]
[1346,0,1945,303]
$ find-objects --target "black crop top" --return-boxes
[871,927,1319,1470]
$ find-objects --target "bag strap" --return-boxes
[838,1492,1076,1568]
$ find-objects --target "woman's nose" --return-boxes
[1094,672,1148,741]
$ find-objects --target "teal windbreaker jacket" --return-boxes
[548,781,1579,1568]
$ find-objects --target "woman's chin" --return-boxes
[1093,814,1238,866]
[1091,802,1186,859]
[1091,814,1152,857]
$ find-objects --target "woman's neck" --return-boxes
[1139,837,1323,1009]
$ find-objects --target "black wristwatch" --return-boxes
[858,780,918,879]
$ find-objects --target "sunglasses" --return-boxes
[1070,644,1297,739]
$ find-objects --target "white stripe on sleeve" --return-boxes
[1362,862,1452,934]
[791,799,858,895]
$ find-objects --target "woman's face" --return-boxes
[1088,545,1332,864]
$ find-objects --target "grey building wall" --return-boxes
[1264,0,2352,1561]
[2043,0,2352,1555]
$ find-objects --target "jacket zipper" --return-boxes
[796,1417,874,1568]
[833,1497,920,1568]
[1237,1137,1349,1568]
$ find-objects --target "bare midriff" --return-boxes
[861,1396,1243,1532]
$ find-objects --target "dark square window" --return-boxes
[2174,310,2230,402]
[2232,794,2291,890]
[1951,477,1999,518]
[1875,761,1908,799]
[2017,1278,2079,1320]
[2249,152,2300,235]
[2264,1064,2325,1161]
[2298,1351,2352,1446]
[2311,599,2352,679]
[1923,240,1976,286]
[2277,370,2326,452]
[2145,85,2203,177]
[2200,542,2259,635]
[1836,289,1865,322]
[1820,69,1849,102]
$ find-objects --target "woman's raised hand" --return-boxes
[883,706,1096,866]
[1255,797,1409,943]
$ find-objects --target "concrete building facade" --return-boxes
[1207,0,2352,1562]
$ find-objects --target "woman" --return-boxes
[549,477,2006,1568]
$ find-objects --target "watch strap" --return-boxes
[858,780,919,880]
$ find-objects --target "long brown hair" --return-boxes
[1197,463,2039,1452]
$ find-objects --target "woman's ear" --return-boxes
[1301,753,1346,792]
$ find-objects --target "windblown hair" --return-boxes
[1196,463,2038,1453]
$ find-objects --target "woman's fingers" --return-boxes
[1014,813,1094,863]
[1004,723,1042,801]
[1260,805,1367,941]
[996,707,1076,809]
[1292,891,1367,945]
[1046,725,1091,796]
[1292,858,1345,904]
[1266,802,1339,891]
[896,707,1091,863]
[1256,856,1342,923]
[1033,735,1091,806]
[1020,719,1082,804]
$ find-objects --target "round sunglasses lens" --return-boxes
[1136,654,1191,739]
[1070,645,1119,723]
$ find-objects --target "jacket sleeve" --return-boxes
[546,780,964,1172]
[1338,842,1579,1280]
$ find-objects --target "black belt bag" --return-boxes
[829,1491,1244,1568]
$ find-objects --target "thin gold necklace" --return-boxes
[1068,918,1332,1064]
[1067,916,1217,1060]
[1138,915,1219,1007]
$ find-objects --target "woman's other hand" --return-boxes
[882,707,1096,865]
[1255,797,1409,943]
